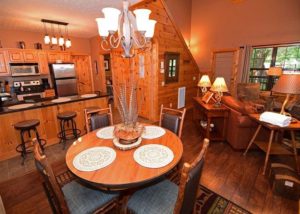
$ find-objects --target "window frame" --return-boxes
[164,52,180,84]
[248,43,300,91]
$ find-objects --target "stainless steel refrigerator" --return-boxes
[50,63,78,97]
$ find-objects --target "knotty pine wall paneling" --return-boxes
[132,0,200,116]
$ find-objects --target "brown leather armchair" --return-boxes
[221,96,259,150]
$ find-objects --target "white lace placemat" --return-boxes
[51,97,71,103]
[96,126,115,139]
[133,144,174,168]
[81,94,97,98]
[142,126,166,139]
[73,147,116,172]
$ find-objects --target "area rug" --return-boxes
[194,185,251,214]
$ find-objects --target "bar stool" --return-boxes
[57,111,81,149]
[14,119,46,165]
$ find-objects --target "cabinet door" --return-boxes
[62,53,71,62]
[38,51,49,74]
[72,55,94,94]
[8,50,23,62]
[47,52,59,63]
[0,51,9,76]
[23,51,38,62]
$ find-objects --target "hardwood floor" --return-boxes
[0,110,298,214]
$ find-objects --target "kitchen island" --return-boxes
[0,93,108,161]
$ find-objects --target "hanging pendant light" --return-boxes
[51,24,57,45]
[41,19,71,48]
[58,25,64,46]
[65,25,71,48]
[43,22,50,45]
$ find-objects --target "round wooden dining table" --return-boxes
[65,125,183,190]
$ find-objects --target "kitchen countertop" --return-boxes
[0,92,108,115]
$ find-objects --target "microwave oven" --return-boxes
[10,63,40,76]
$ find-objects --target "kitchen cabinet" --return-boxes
[38,51,50,74]
[47,51,71,63]
[7,49,38,63]
[72,55,94,94]
[7,50,23,62]
[23,50,38,62]
[0,51,10,76]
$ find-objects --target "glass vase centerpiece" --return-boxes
[114,81,144,145]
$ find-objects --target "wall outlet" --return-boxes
[193,76,196,80]
[161,81,165,86]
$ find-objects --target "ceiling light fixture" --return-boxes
[96,0,157,58]
[43,22,50,45]
[41,19,71,48]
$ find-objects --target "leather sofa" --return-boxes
[221,95,259,150]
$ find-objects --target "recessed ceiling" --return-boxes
[0,0,141,38]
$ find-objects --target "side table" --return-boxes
[193,97,229,141]
[243,114,300,175]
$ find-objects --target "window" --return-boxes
[165,52,179,83]
[248,44,300,91]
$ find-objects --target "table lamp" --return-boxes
[210,77,228,107]
[271,74,300,115]
[267,67,283,95]
[267,67,283,76]
[198,75,211,95]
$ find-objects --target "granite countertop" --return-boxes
[0,92,108,115]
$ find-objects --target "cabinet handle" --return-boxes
[94,60,98,75]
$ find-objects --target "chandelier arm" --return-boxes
[109,34,121,49]
[100,39,112,51]
[128,12,147,48]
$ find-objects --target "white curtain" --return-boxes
[239,45,253,83]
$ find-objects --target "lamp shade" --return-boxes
[58,36,64,46]
[133,9,151,32]
[210,77,228,92]
[145,20,156,38]
[51,36,57,45]
[198,75,211,87]
[267,67,283,76]
[102,7,121,32]
[271,74,300,94]
[65,39,71,48]
[96,18,109,37]
[44,34,50,44]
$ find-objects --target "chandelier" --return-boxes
[96,0,156,58]
[42,19,72,48]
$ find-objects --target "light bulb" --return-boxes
[59,36,64,46]
[65,39,71,48]
[51,36,57,45]
[44,34,50,44]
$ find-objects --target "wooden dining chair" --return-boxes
[159,104,186,138]
[126,138,209,214]
[84,104,113,133]
[32,138,119,214]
